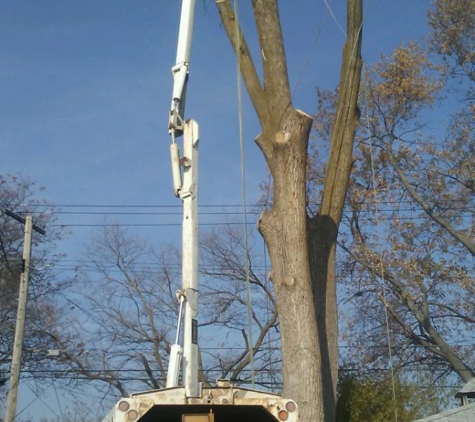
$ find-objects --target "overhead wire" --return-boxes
[20,201,474,231]
[292,0,331,95]
[26,381,63,421]
[0,355,472,379]
[233,0,255,387]
[52,379,66,422]
[323,0,346,36]
[1,361,470,376]
[21,201,471,218]
[43,211,472,228]
[34,198,475,207]
[3,374,466,391]
[22,198,473,209]
[5,381,54,422]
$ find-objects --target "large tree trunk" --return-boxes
[309,1,363,418]
[217,1,362,421]
[257,108,322,422]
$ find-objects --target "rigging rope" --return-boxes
[323,0,346,36]
[365,77,399,422]
[233,0,255,386]
[292,0,330,96]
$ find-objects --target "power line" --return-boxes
[16,200,472,228]
[22,198,473,209]
[49,222,245,228]
[323,0,346,35]
[0,365,467,376]
[25,381,62,421]
[45,212,473,228]
[32,211,261,216]
[24,206,475,216]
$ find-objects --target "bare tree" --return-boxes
[216,2,363,421]
[313,0,475,390]
[200,225,281,389]
[47,226,181,398]
[48,223,281,400]
[0,174,66,402]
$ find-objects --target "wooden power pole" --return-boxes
[4,210,45,422]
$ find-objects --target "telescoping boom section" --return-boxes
[101,381,298,422]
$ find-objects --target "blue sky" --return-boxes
[0,0,434,263]
[1,1,432,224]
[1,0,433,419]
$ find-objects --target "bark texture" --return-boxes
[309,2,363,419]
[216,1,363,421]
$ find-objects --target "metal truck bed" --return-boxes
[102,382,298,422]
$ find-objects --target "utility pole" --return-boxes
[4,210,45,422]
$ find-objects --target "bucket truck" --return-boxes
[101,2,298,421]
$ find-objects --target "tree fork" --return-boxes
[218,0,363,420]
[257,110,323,422]
[309,1,363,420]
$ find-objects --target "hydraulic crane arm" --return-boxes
[100,2,301,420]
[169,0,196,138]
[166,0,200,399]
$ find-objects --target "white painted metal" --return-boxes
[170,142,182,196]
[166,294,185,388]
[180,120,200,398]
[167,0,200,398]
[166,122,200,397]
[169,0,196,134]
[101,385,300,422]
[166,344,183,388]
[175,0,195,65]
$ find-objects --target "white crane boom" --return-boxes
[169,0,196,137]
[166,0,200,399]
[100,2,300,420]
